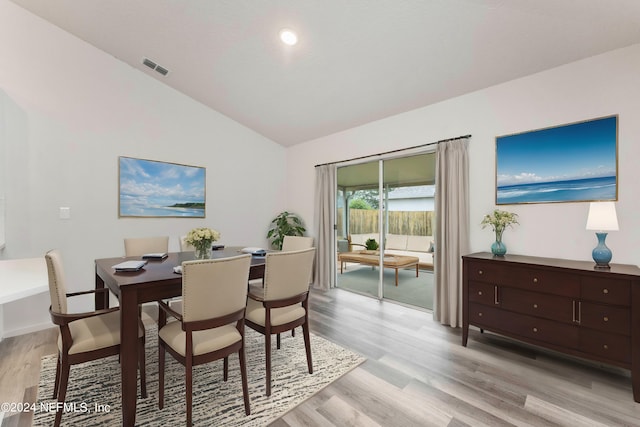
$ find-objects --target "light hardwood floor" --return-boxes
[2,288,640,426]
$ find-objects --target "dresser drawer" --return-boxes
[469,303,579,348]
[581,276,630,306]
[467,262,514,285]
[579,301,630,335]
[503,310,579,348]
[468,281,497,306]
[578,329,630,364]
[468,302,503,328]
[500,287,573,324]
[507,268,579,297]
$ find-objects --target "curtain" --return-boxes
[313,164,336,291]
[434,138,470,327]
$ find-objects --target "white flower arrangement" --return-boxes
[185,227,220,257]
[481,209,519,234]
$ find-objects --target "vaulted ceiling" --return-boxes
[9,0,640,146]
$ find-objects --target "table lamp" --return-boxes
[585,201,618,269]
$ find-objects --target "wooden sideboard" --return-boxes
[462,252,640,402]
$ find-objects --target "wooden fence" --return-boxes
[337,209,434,236]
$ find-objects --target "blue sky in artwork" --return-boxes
[119,157,205,207]
[496,116,617,186]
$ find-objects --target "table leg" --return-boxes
[94,271,109,310]
[415,264,419,277]
[395,268,399,286]
[120,288,139,426]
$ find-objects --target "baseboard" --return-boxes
[2,321,54,340]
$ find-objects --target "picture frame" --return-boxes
[495,115,618,205]
[118,156,206,217]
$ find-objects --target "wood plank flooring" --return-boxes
[2,288,640,426]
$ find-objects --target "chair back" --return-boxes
[281,236,314,252]
[263,248,315,301]
[181,254,251,323]
[179,235,195,252]
[45,249,68,314]
[124,236,169,257]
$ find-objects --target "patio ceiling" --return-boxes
[337,153,435,191]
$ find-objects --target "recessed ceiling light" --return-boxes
[279,29,298,46]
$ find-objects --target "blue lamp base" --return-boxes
[592,232,612,269]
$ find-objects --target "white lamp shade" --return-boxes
[586,202,619,231]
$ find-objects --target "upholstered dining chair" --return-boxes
[45,249,147,427]
[281,236,314,252]
[245,247,316,396]
[157,254,252,426]
[179,235,195,252]
[124,236,169,257]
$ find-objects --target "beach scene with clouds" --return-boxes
[496,116,617,205]
[119,157,206,217]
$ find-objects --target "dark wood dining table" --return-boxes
[94,248,265,427]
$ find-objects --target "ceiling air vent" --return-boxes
[142,57,170,76]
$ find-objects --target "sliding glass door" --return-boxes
[336,159,381,298]
[336,152,436,310]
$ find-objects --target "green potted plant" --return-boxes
[267,211,306,250]
[365,238,379,251]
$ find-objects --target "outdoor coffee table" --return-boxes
[338,250,419,286]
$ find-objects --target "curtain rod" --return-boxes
[314,134,471,168]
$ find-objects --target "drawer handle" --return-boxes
[533,304,538,309]
[478,312,483,317]
[478,291,483,296]
[533,327,538,333]
[533,277,538,283]
[603,344,609,350]
[478,270,483,275]
[603,289,609,294]
[604,316,609,322]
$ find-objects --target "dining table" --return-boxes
[94,247,266,427]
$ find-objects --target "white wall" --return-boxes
[0,1,287,337]
[287,43,640,268]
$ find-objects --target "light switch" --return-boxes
[59,207,71,219]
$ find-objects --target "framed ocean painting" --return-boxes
[496,115,618,205]
[119,156,206,217]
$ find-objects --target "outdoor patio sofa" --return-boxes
[347,233,434,270]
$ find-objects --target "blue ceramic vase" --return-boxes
[491,229,507,256]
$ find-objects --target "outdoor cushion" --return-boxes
[386,234,408,250]
[406,235,431,252]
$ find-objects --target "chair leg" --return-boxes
[186,358,193,427]
[223,356,229,382]
[292,328,295,337]
[276,333,281,350]
[239,346,251,415]
[138,337,147,398]
[265,331,272,396]
[302,321,313,374]
[52,353,61,399]
[54,359,70,427]
[158,344,165,409]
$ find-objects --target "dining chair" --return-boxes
[45,249,147,427]
[281,236,314,252]
[124,236,170,327]
[179,235,195,252]
[157,254,252,426]
[124,236,169,256]
[245,247,316,396]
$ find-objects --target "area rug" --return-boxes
[33,326,365,426]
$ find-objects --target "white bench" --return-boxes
[0,258,48,341]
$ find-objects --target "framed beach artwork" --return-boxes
[119,156,206,217]
[495,115,618,205]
